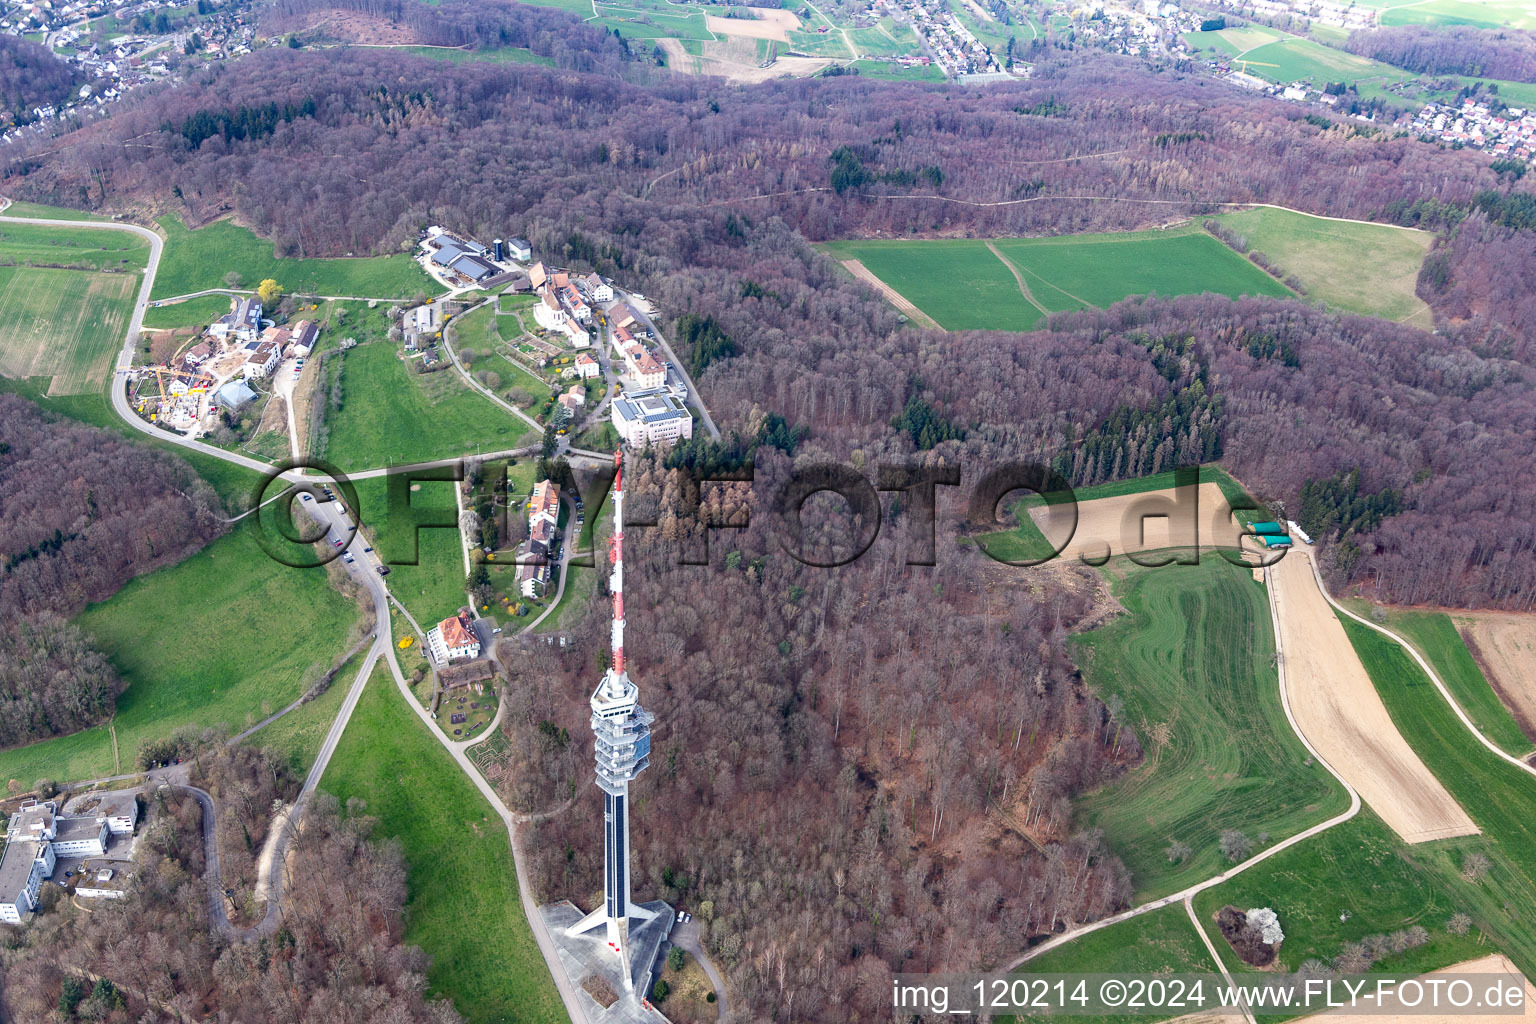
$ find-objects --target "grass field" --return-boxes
[1,200,103,221]
[150,216,433,300]
[0,266,136,395]
[142,292,234,330]
[353,476,469,629]
[1207,208,1432,322]
[322,665,565,1024]
[820,225,1290,331]
[1073,558,1347,901]
[973,465,1257,565]
[849,59,945,81]
[1192,808,1493,985]
[1355,606,1533,757]
[1002,904,1217,1024]
[398,44,555,65]
[0,530,359,786]
[320,339,532,471]
[0,219,150,272]
[244,648,365,776]
[1339,614,1536,974]
[1370,0,1536,29]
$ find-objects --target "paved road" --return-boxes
[669,918,730,1021]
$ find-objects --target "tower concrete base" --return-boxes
[541,899,677,1023]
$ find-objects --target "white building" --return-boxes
[574,352,600,379]
[535,291,567,329]
[0,840,55,924]
[427,610,481,664]
[508,238,532,262]
[581,273,613,303]
[611,387,694,448]
[241,339,281,379]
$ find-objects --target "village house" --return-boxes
[574,352,600,379]
[426,610,481,664]
[529,478,561,528]
[580,272,612,303]
[241,339,281,379]
[558,283,592,323]
[209,297,263,343]
[289,320,319,357]
[620,341,667,390]
[557,385,586,420]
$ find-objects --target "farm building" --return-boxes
[1251,521,1287,535]
[214,380,258,411]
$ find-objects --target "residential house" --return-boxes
[558,283,592,323]
[574,352,600,379]
[557,385,586,420]
[528,478,561,528]
[241,339,281,379]
[289,319,318,357]
[210,297,262,343]
[621,342,666,390]
[183,341,212,367]
[581,273,612,303]
[529,262,550,290]
[610,302,640,330]
[426,610,481,663]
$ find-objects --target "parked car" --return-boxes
[343,553,354,564]
[376,565,390,576]
[301,493,313,502]
[332,538,344,548]
[363,545,373,553]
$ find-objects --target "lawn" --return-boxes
[353,475,469,629]
[244,648,366,776]
[1192,808,1494,988]
[1355,606,1533,758]
[820,225,1290,332]
[0,219,150,272]
[1207,207,1433,322]
[0,529,360,786]
[320,338,533,471]
[1001,904,1217,1024]
[142,292,235,330]
[322,665,565,1024]
[1073,558,1347,901]
[0,266,137,395]
[1338,614,1536,975]
[150,215,434,300]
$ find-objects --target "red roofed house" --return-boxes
[575,352,600,379]
[427,610,481,663]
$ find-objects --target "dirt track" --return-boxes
[838,258,943,329]
[1456,611,1536,748]
[1029,481,1250,563]
[1269,547,1478,844]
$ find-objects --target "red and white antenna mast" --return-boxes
[608,448,626,682]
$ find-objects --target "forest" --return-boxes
[1346,25,1536,83]
[0,761,463,1024]
[0,397,226,750]
[0,35,85,127]
[3,10,1536,1018]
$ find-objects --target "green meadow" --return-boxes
[322,666,565,1023]
[821,225,1290,331]
[151,215,433,300]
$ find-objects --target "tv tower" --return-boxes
[569,450,657,989]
